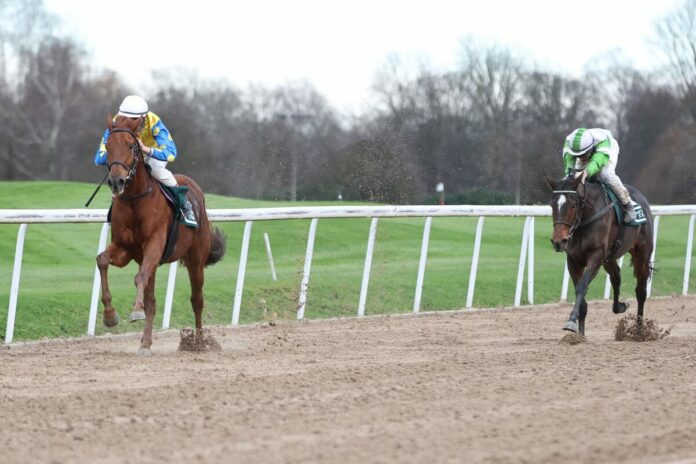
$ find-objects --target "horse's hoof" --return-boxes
[103,312,120,328]
[562,320,579,333]
[137,347,152,357]
[129,310,146,323]
[613,301,630,314]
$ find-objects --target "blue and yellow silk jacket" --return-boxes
[94,112,177,165]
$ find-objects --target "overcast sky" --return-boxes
[45,0,681,113]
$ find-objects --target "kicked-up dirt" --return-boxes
[1,296,696,463]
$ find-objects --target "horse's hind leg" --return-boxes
[138,273,156,357]
[97,243,132,327]
[632,248,652,323]
[187,262,205,336]
[603,259,629,314]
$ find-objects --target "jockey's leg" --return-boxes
[596,165,636,224]
[146,158,198,227]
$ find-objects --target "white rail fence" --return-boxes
[2,205,696,344]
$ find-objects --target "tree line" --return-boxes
[1,0,696,205]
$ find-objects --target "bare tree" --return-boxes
[656,0,696,118]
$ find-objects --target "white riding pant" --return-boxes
[574,140,632,205]
[146,157,177,187]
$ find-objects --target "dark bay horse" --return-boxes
[545,174,653,335]
[98,116,226,355]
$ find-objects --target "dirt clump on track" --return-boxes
[178,327,222,352]
[614,314,671,342]
[2,296,696,463]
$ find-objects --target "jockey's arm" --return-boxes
[149,119,177,163]
[584,138,612,177]
[585,151,609,177]
[94,128,110,166]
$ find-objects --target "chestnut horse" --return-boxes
[98,116,226,355]
[545,174,653,335]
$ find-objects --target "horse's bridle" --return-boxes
[106,128,141,182]
[106,127,152,200]
[552,189,587,240]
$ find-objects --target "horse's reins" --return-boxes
[553,188,615,240]
[86,128,153,206]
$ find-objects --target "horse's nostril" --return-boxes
[117,178,125,187]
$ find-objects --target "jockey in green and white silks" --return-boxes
[562,127,636,224]
[94,95,197,227]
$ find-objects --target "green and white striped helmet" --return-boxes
[565,128,594,156]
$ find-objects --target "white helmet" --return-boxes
[565,128,594,156]
[117,95,149,118]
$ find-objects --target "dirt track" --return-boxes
[2,296,696,464]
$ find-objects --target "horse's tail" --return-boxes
[206,227,227,267]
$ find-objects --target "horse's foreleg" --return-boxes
[138,273,157,357]
[129,243,162,323]
[604,259,629,314]
[565,256,602,335]
[97,244,131,327]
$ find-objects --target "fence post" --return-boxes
[5,224,28,345]
[561,263,570,301]
[413,216,432,314]
[358,217,379,317]
[514,217,531,307]
[527,217,535,305]
[263,232,277,281]
[683,214,695,295]
[465,216,485,309]
[647,215,660,297]
[231,221,253,326]
[162,262,178,329]
[87,222,111,336]
[297,218,318,320]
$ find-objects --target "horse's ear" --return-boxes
[543,173,557,191]
[106,115,114,131]
[576,179,586,197]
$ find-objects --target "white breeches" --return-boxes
[146,158,177,187]
[574,140,632,205]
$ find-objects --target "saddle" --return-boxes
[601,184,647,226]
[600,183,647,262]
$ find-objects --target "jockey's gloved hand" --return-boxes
[137,138,152,156]
[574,170,588,184]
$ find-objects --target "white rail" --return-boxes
[2,205,696,344]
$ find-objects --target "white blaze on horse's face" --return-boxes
[557,195,566,211]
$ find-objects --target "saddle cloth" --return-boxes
[602,184,648,226]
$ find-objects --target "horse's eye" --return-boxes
[128,144,134,150]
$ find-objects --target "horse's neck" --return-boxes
[582,183,608,210]
[123,160,151,196]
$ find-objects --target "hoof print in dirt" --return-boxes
[560,332,586,345]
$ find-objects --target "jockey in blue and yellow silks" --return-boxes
[95,95,197,227]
